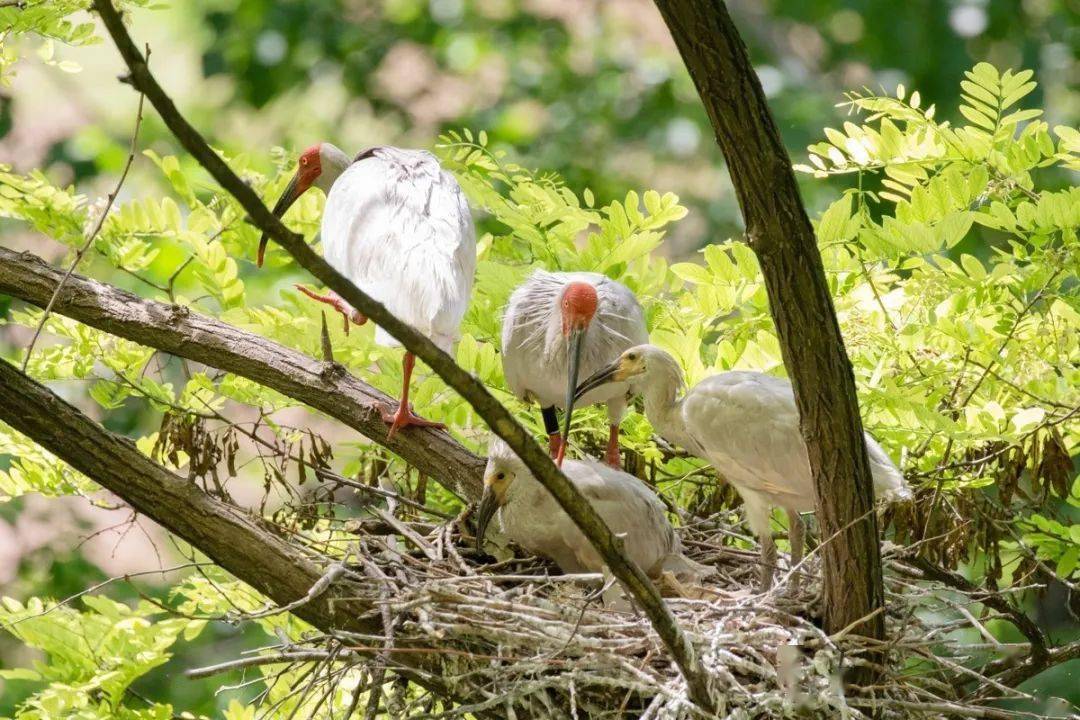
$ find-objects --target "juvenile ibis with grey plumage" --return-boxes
[575,344,910,590]
[260,144,476,438]
[501,270,647,467]
[476,438,712,590]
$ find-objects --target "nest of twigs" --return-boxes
[222,510,1063,719]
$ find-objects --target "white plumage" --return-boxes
[478,439,712,587]
[501,270,648,465]
[574,344,910,589]
[264,143,475,437]
[322,147,475,353]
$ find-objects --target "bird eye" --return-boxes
[495,472,505,480]
[300,156,308,166]
[627,352,638,360]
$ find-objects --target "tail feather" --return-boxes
[865,434,911,502]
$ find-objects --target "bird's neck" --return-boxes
[314,145,353,193]
[640,371,685,440]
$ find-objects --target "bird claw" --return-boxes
[380,402,446,440]
[294,284,368,335]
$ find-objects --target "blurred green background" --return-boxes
[1,0,1077,715]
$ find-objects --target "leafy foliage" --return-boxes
[0,6,1076,710]
[0,595,189,719]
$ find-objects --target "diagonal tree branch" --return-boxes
[901,557,1048,666]
[90,0,714,710]
[0,246,484,501]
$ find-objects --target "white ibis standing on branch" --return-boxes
[475,438,712,588]
[501,270,647,467]
[574,345,910,590]
[260,144,476,439]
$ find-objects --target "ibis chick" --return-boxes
[501,270,647,467]
[261,144,476,439]
[475,439,712,591]
[574,345,910,590]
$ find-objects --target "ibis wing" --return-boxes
[321,149,475,351]
[566,460,678,574]
[681,372,816,511]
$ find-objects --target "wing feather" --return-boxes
[322,148,475,351]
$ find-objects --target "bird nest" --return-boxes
[229,514,1055,719]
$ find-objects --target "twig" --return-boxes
[186,651,343,679]
[233,563,349,622]
[2,562,212,629]
[22,58,147,372]
[901,556,1048,666]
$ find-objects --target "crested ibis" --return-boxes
[501,270,647,467]
[574,344,910,590]
[475,438,713,589]
[261,143,476,439]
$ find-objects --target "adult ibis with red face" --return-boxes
[260,143,476,439]
[501,270,648,468]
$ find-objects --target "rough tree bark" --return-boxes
[0,246,484,500]
[653,0,885,642]
[90,1,714,709]
[0,358,489,714]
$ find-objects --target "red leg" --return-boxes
[555,434,567,467]
[604,424,621,468]
[295,284,367,334]
[547,432,562,459]
[381,352,446,439]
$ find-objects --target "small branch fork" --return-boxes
[899,557,1048,665]
[89,0,714,710]
[22,65,147,372]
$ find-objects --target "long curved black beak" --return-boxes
[475,485,498,551]
[556,326,587,467]
[574,359,621,403]
[258,172,302,267]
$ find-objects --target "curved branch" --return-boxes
[90,0,714,710]
[902,557,1048,666]
[0,246,484,500]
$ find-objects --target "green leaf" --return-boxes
[817,193,856,245]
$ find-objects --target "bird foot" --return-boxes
[294,285,367,334]
[379,402,446,440]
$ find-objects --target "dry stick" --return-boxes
[186,651,343,680]
[901,557,1048,666]
[90,0,714,711]
[22,80,147,372]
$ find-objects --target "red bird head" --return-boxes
[560,281,599,336]
[258,143,352,267]
[556,281,599,466]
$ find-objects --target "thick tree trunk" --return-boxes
[653,0,885,643]
[0,358,489,712]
